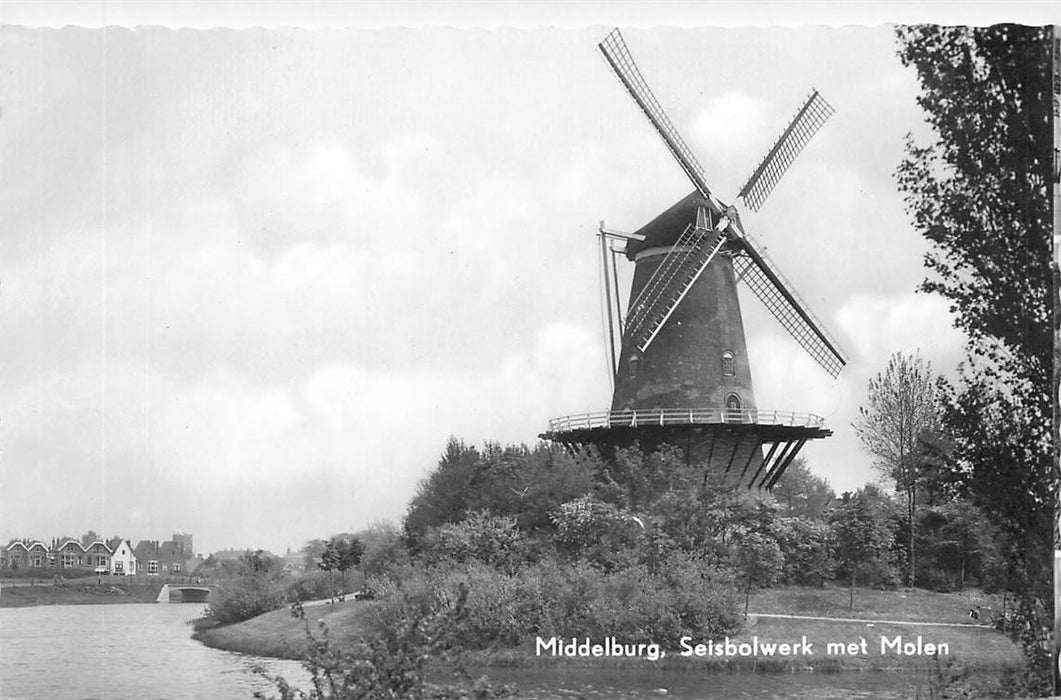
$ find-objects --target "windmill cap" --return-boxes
[625,192,721,259]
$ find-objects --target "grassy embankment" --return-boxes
[191,585,1022,673]
[192,600,373,659]
[0,578,165,607]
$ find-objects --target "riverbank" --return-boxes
[0,581,164,607]
[192,599,373,659]
[190,586,1023,674]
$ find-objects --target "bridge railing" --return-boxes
[547,408,825,432]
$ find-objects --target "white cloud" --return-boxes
[691,92,774,192]
[0,320,605,552]
[0,26,953,551]
[836,292,965,372]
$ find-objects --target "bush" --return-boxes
[551,496,643,571]
[286,570,340,602]
[366,554,743,649]
[418,511,529,573]
[207,550,287,624]
[256,583,514,700]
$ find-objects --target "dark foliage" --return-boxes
[403,438,595,546]
[895,24,1053,692]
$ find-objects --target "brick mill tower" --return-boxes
[543,29,848,490]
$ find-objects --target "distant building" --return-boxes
[172,531,193,554]
[1,531,196,574]
[3,538,110,571]
[1,540,48,569]
[133,538,199,576]
[109,539,136,576]
[56,539,91,569]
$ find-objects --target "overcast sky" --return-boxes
[0,18,996,555]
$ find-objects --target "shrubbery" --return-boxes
[286,570,340,603]
[366,553,741,649]
[207,550,288,625]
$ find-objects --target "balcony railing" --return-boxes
[546,408,825,432]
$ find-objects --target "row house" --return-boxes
[4,538,138,576]
[53,538,111,570]
[3,533,199,576]
[1,540,49,569]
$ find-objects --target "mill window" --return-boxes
[721,351,735,376]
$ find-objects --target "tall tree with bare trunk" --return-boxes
[854,351,938,589]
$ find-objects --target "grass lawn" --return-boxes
[734,614,1020,671]
[748,584,1007,626]
[192,600,376,660]
[0,581,164,607]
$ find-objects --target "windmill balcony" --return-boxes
[546,408,825,432]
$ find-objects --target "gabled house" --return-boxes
[3,541,26,569]
[55,539,87,569]
[133,540,161,575]
[83,541,112,571]
[25,541,49,567]
[3,540,52,569]
[108,540,135,575]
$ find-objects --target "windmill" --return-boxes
[543,29,848,490]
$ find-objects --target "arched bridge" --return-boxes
[156,583,217,603]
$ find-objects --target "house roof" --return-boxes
[133,540,160,560]
[5,540,46,552]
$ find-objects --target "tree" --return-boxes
[357,521,410,581]
[776,517,834,586]
[908,426,956,507]
[915,500,986,591]
[770,458,835,520]
[853,351,938,588]
[403,439,597,543]
[730,531,784,616]
[319,535,364,599]
[80,530,100,547]
[895,25,1053,692]
[404,438,482,541]
[829,490,894,609]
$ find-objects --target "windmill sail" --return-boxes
[624,224,727,353]
[732,233,847,377]
[738,90,835,212]
[598,29,721,208]
[600,27,846,378]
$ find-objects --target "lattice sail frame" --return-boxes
[624,224,727,352]
[598,28,721,207]
[738,90,835,212]
[732,243,847,377]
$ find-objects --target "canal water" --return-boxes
[0,603,937,699]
